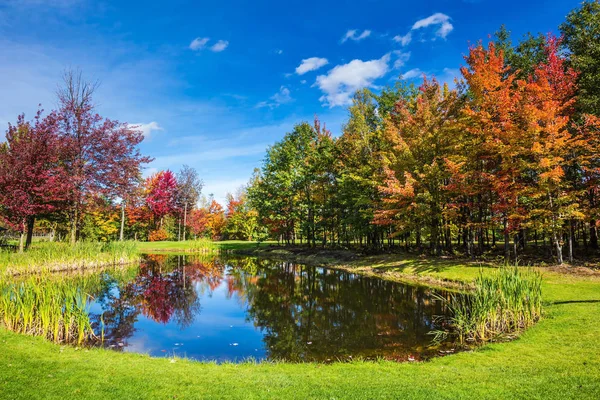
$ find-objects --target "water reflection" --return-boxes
[89,255,455,362]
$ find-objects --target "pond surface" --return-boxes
[87,254,457,362]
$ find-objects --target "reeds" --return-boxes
[0,241,139,275]
[188,239,222,254]
[435,267,542,344]
[0,275,99,345]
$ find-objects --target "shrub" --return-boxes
[148,229,169,242]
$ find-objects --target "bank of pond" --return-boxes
[0,254,542,363]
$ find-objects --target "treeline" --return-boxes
[0,69,262,248]
[248,2,600,264]
[0,70,150,251]
[124,171,262,242]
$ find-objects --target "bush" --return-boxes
[148,229,169,242]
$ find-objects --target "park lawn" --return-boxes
[0,259,599,399]
[136,240,275,253]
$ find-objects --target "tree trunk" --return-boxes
[18,218,26,253]
[70,205,78,245]
[183,203,188,241]
[503,218,510,264]
[568,220,574,263]
[25,216,35,249]
[553,231,563,265]
[590,220,598,249]
[120,203,125,241]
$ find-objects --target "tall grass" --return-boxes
[435,267,543,344]
[0,241,139,275]
[187,239,222,254]
[0,275,99,345]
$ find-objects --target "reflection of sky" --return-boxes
[92,278,267,362]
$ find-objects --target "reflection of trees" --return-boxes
[227,262,453,362]
[92,255,220,347]
[90,255,452,361]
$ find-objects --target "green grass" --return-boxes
[0,256,599,399]
[136,239,276,253]
[0,241,139,276]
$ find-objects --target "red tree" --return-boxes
[145,170,179,227]
[56,70,151,244]
[0,111,70,251]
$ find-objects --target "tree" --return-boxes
[459,42,526,261]
[375,77,462,255]
[521,35,581,264]
[561,0,600,117]
[56,69,151,244]
[0,111,69,251]
[224,188,259,240]
[336,90,389,247]
[145,170,179,228]
[494,25,547,79]
[206,200,226,239]
[177,165,203,241]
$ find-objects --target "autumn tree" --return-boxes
[520,36,582,264]
[176,165,203,241]
[145,170,179,229]
[224,188,259,240]
[56,69,151,244]
[0,111,69,251]
[206,200,226,239]
[376,77,462,255]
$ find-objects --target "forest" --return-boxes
[246,5,600,264]
[1,2,600,267]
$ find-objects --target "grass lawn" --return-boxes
[136,239,276,253]
[1,251,599,399]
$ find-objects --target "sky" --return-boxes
[0,0,580,204]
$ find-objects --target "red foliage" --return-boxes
[145,170,179,223]
[188,208,209,237]
[0,111,70,232]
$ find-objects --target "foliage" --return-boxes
[0,111,70,250]
[145,170,179,226]
[148,228,169,242]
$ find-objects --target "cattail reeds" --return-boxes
[434,267,542,344]
[0,275,98,345]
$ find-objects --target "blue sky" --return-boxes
[0,0,579,203]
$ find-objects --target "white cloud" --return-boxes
[132,121,163,137]
[300,79,307,84]
[275,49,283,55]
[295,57,329,75]
[392,50,411,69]
[315,53,390,107]
[393,32,412,46]
[256,86,293,109]
[393,13,453,47]
[210,40,229,52]
[341,29,371,43]
[401,68,424,80]
[412,13,453,39]
[189,37,209,50]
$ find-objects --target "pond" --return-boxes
[83,254,457,362]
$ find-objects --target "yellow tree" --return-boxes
[375,77,461,254]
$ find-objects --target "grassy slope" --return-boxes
[1,248,599,399]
